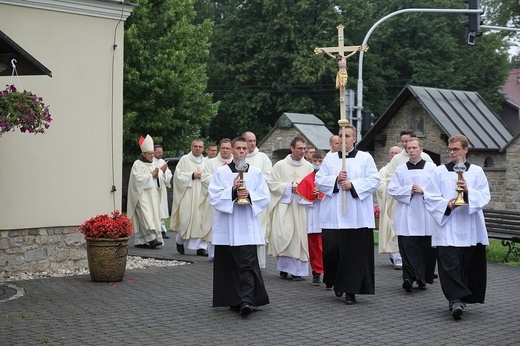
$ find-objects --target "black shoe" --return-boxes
[325,284,333,290]
[279,271,288,279]
[229,305,240,312]
[134,243,149,248]
[162,231,170,239]
[345,293,356,305]
[197,249,208,257]
[451,302,464,320]
[312,271,321,285]
[418,283,427,290]
[148,239,162,249]
[291,275,302,281]
[176,243,185,254]
[239,303,253,316]
[433,273,439,279]
[402,279,413,293]
[335,291,344,298]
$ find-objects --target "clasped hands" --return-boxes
[411,184,423,195]
[337,171,352,191]
[152,167,159,178]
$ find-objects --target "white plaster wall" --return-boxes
[0,1,129,229]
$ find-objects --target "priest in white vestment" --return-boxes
[267,137,313,280]
[209,137,270,316]
[243,131,273,268]
[201,138,233,260]
[423,134,489,320]
[127,135,164,249]
[376,146,401,267]
[170,139,208,256]
[387,138,437,292]
[153,144,172,239]
[315,125,380,305]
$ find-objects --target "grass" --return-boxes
[373,231,520,267]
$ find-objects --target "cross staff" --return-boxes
[315,25,368,214]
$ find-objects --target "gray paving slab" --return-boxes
[0,232,519,345]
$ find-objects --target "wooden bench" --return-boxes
[483,209,520,262]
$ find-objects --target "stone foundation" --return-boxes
[0,227,88,275]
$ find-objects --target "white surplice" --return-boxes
[387,160,437,236]
[316,150,380,229]
[423,163,490,247]
[209,164,269,245]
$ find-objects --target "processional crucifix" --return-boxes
[315,25,368,214]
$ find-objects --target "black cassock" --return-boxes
[322,228,375,296]
[212,245,269,308]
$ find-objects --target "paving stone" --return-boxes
[0,233,518,345]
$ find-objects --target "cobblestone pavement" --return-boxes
[1,233,519,345]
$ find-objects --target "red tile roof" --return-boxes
[501,68,520,108]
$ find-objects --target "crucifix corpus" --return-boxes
[315,24,368,214]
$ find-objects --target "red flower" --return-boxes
[79,210,133,239]
[374,206,380,218]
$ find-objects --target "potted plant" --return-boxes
[79,210,133,282]
[0,84,52,136]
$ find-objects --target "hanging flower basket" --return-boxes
[0,84,52,136]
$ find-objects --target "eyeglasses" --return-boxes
[446,148,462,153]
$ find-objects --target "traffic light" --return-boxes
[461,0,482,45]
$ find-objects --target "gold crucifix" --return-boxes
[314,25,368,122]
[315,25,368,214]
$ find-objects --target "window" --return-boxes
[408,106,424,136]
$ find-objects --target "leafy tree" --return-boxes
[207,0,354,139]
[123,0,218,161]
[205,0,509,141]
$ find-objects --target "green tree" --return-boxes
[124,0,218,161]
[207,0,357,139]
[205,0,509,141]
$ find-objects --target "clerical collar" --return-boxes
[228,161,250,173]
[138,155,152,163]
[445,161,471,172]
[337,148,357,158]
[406,159,426,170]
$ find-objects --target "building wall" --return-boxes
[0,0,133,272]
[258,127,303,163]
[372,97,506,210]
